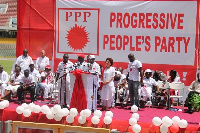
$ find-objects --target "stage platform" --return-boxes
[0,99,200,132]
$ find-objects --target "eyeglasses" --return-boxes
[146,72,152,75]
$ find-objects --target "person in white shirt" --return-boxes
[74,54,87,71]
[115,67,127,106]
[29,62,41,80]
[127,53,144,108]
[1,66,22,101]
[87,55,101,111]
[56,54,73,107]
[88,55,101,75]
[36,50,50,73]
[29,62,41,98]
[113,70,121,107]
[116,77,130,106]
[38,65,54,100]
[15,49,33,72]
[118,67,126,82]
[0,65,9,97]
[140,69,159,107]
[17,69,35,104]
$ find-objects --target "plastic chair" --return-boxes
[169,82,185,110]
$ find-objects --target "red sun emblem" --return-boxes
[66,24,90,51]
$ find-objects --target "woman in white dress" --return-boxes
[101,58,115,111]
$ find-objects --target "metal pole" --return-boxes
[0,121,3,133]
[5,120,12,133]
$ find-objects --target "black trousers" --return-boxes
[17,85,35,102]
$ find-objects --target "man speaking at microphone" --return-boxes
[56,54,74,108]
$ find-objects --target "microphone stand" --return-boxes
[58,72,68,108]
[92,79,95,112]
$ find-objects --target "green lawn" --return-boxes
[0,60,14,75]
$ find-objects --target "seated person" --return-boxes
[37,65,54,100]
[115,67,128,107]
[140,69,159,107]
[113,70,121,107]
[29,62,41,80]
[153,70,167,82]
[185,72,200,114]
[152,70,168,106]
[118,67,126,80]
[0,65,9,97]
[0,66,22,101]
[167,69,181,105]
[167,69,180,83]
[17,69,35,104]
[116,78,129,107]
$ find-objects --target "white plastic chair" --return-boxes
[169,82,185,110]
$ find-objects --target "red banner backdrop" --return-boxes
[17,0,55,60]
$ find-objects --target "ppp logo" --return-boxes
[58,8,99,54]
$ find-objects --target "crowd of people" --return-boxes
[0,49,200,114]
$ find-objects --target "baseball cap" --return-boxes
[77,54,85,59]
[145,69,152,73]
[89,55,95,59]
[30,61,34,65]
[45,65,51,69]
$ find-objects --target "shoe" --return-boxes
[18,101,22,105]
[61,104,69,108]
[165,107,169,110]
[115,103,120,106]
[184,109,193,114]
[105,107,110,111]
[101,107,106,111]
[121,104,126,108]
[111,105,115,108]
[31,99,35,103]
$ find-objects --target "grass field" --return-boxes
[0,60,14,75]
